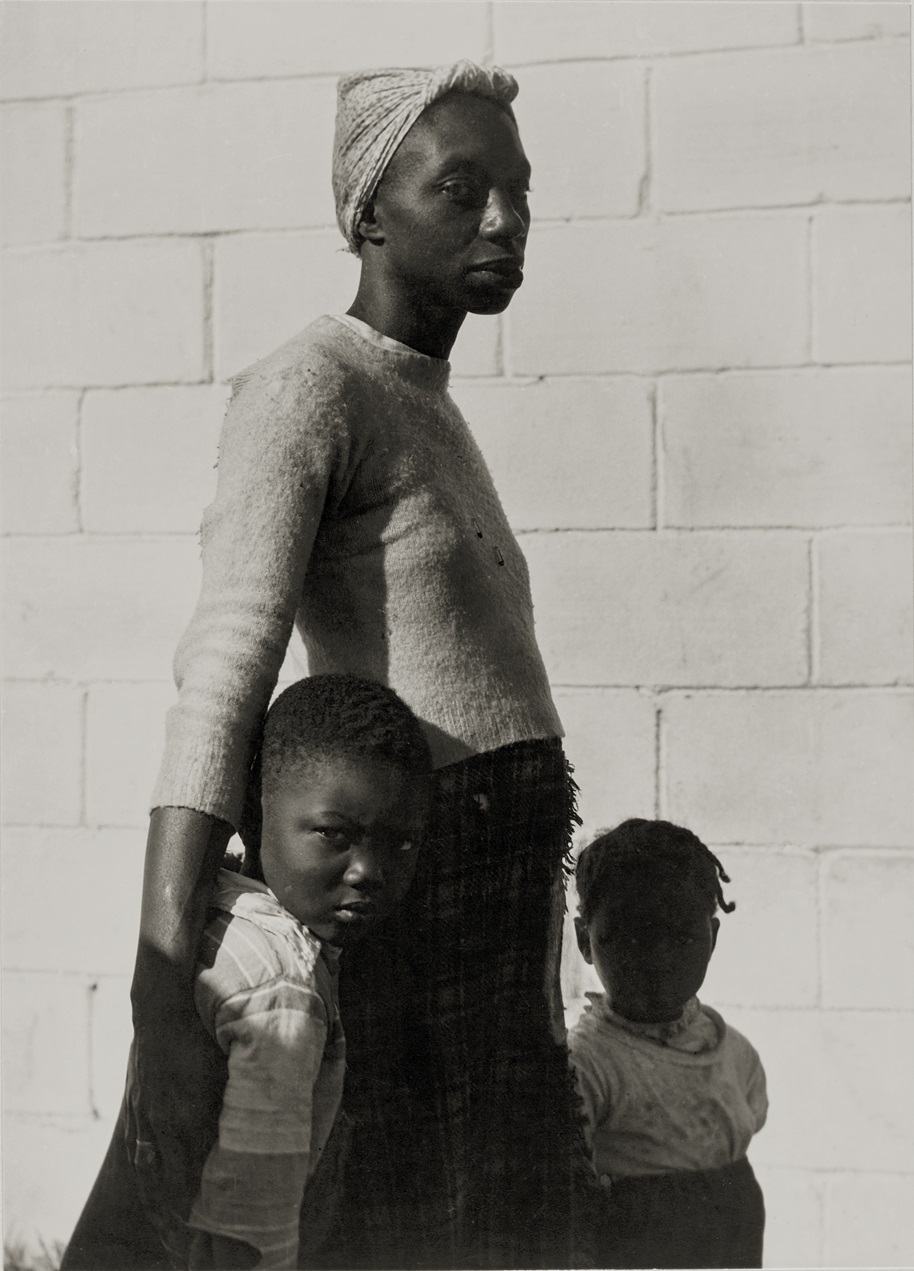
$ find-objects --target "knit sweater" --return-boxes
[152,314,561,828]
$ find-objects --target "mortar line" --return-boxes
[74,387,86,533]
[62,101,76,239]
[815,846,825,1011]
[202,237,215,383]
[637,64,653,216]
[654,698,664,819]
[806,212,815,363]
[201,0,209,84]
[87,980,101,1119]
[809,533,821,685]
[650,379,662,530]
[484,1,495,67]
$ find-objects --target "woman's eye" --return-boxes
[398,839,416,853]
[441,179,483,206]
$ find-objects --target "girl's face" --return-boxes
[575,884,720,1023]
[362,92,532,316]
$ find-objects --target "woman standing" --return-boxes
[87,62,596,1269]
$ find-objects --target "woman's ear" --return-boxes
[357,198,385,246]
[710,916,720,955]
[574,916,594,966]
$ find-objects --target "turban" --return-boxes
[332,60,519,254]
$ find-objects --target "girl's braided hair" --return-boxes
[575,818,735,926]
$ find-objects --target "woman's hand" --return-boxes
[188,1229,261,1269]
[125,974,227,1256]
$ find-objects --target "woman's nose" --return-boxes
[481,187,528,241]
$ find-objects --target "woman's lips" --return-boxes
[467,259,524,286]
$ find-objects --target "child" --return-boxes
[62,673,432,1271]
[568,818,768,1270]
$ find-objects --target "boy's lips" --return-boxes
[335,898,380,919]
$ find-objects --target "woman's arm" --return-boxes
[126,808,232,1246]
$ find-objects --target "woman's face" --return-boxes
[364,93,532,316]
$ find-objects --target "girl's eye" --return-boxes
[398,839,416,853]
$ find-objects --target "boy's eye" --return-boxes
[314,827,349,846]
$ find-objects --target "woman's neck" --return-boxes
[347,278,465,361]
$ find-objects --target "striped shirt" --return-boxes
[188,870,345,1268]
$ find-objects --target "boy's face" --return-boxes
[575,883,719,1024]
[259,753,427,947]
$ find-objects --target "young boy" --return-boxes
[62,673,432,1271]
[568,818,768,1270]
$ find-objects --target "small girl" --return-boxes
[568,818,768,1269]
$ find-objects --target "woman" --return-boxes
[70,62,597,1270]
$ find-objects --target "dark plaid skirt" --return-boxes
[324,737,600,1271]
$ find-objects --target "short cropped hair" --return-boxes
[260,673,432,796]
[575,818,735,926]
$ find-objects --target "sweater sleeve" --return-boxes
[188,976,328,1269]
[150,353,346,828]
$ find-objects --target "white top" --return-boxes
[568,993,768,1180]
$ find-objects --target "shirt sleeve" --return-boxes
[188,976,328,1269]
[567,1036,608,1159]
[744,1047,769,1134]
[150,356,345,828]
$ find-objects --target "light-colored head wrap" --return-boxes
[333,60,519,254]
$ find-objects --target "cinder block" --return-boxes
[0,0,203,99]
[522,531,808,686]
[90,977,134,1122]
[752,1167,823,1269]
[0,392,79,533]
[2,972,92,1115]
[494,1,799,63]
[664,689,914,847]
[1,1112,116,1248]
[86,683,177,826]
[75,80,337,238]
[1,828,145,976]
[817,531,913,685]
[822,850,914,1009]
[207,0,487,80]
[213,231,357,380]
[1,241,205,389]
[514,63,645,220]
[551,687,656,831]
[1,101,66,245]
[814,205,912,364]
[661,367,914,529]
[81,386,228,533]
[725,1007,913,1171]
[511,217,807,374]
[452,377,653,530]
[2,536,201,680]
[449,314,500,379]
[0,681,82,826]
[804,2,911,41]
[654,43,910,211]
[823,1172,914,1266]
[701,847,819,1009]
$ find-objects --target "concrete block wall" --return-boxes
[1,3,911,1265]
